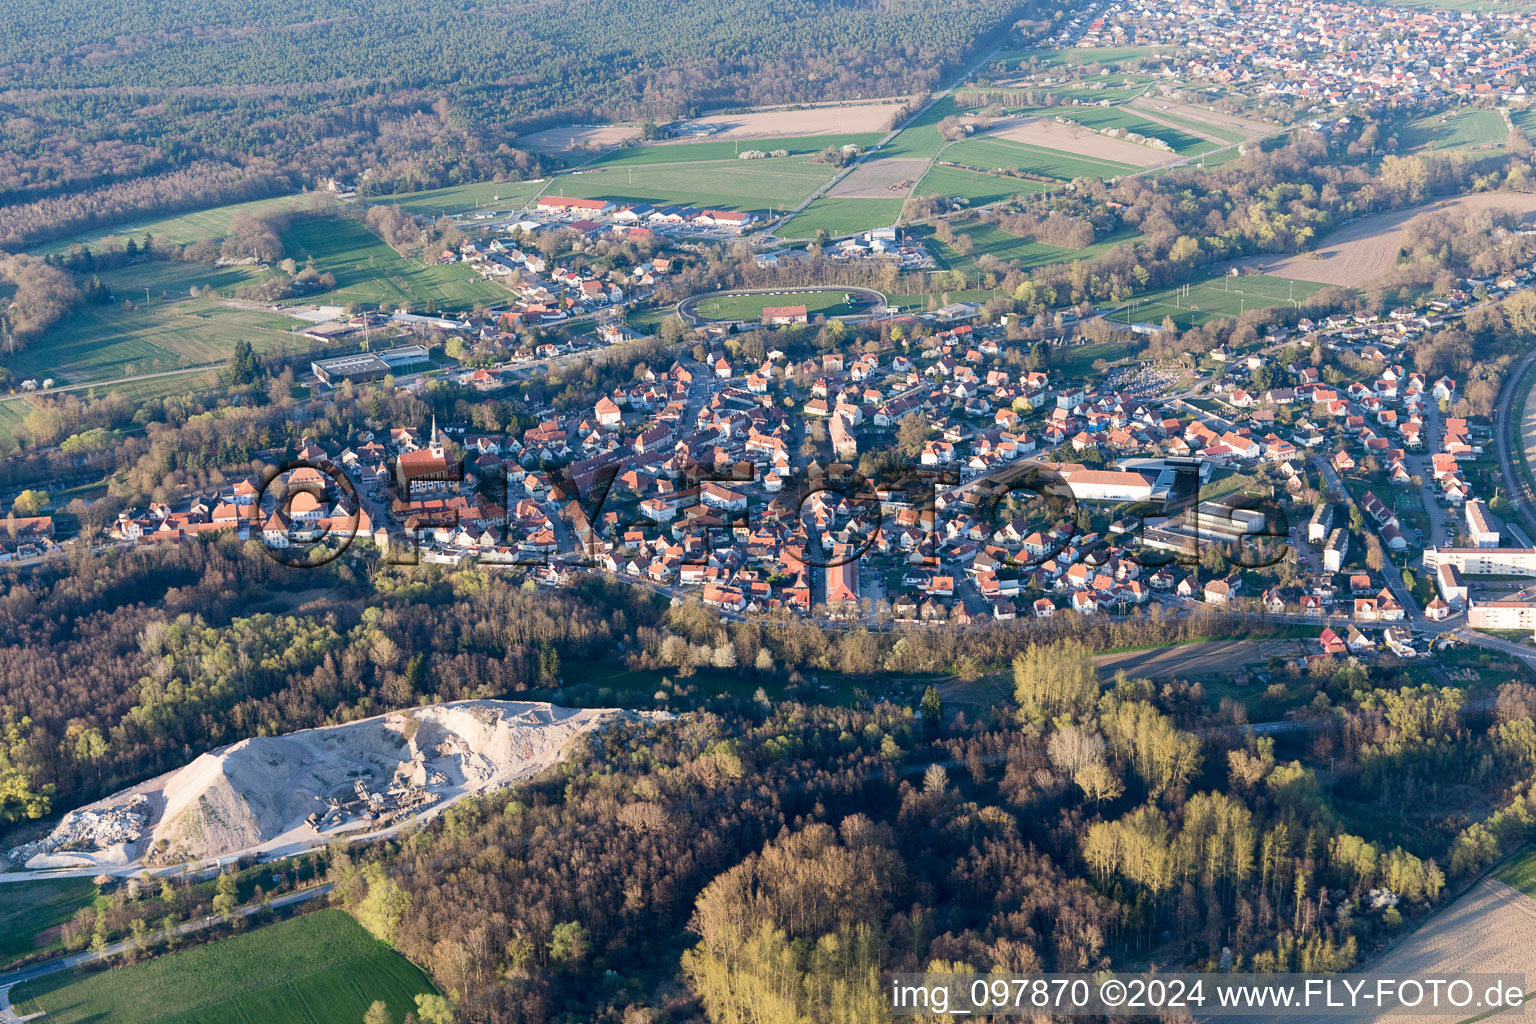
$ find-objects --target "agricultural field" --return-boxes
[914,165,1054,206]
[673,99,909,140]
[877,96,960,160]
[778,197,903,239]
[929,220,1141,275]
[30,194,307,257]
[276,213,510,310]
[1048,106,1216,155]
[0,876,98,967]
[1494,846,1536,898]
[372,179,546,218]
[1399,108,1509,153]
[581,134,884,168]
[1119,273,1325,330]
[995,46,1170,70]
[1127,99,1253,145]
[8,910,438,1024]
[938,134,1143,183]
[1513,108,1536,137]
[692,290,866,321]
[1234,191,1536,288]
[3,263,302,386]
[543,154,840,214]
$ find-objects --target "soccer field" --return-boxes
[8,910,438,1024]
[693,290,864,320]
[1119,274,1326,330]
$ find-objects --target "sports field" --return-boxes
[1400,108,1509,153]
[373,179,546,218]
[4,263,301,385]
[30,194,306,256]
[693,290,864,320]
[1118,274,1325,330]
[276,213,509,309]
[0,876,98,967]
[8,910,438,1024]
[778,197,903,239]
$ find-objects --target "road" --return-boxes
[1311,453,1427,626]
[1493,346,1536,540]
[0,883,334,1022]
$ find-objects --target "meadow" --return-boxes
[913,165,1054,206]
[541,155,839,214]
[582,133,885,168]
[777,197,903,239]
[9,910,438,1024]
[30,194,307,256]
[0,876,98,967]
[1494,846,1536,897]
[693,290,864,320]
[276,214,509,310]
[1117,273,1325,329]
[1046,106,1215,155]
[937,136,1141,183]
[4,263,302,386]
[1399,108,1509,153]
[930,221,1142,275]
[373,179,547,218]
[995,46,1168,70]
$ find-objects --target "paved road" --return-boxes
[0,883,333,1022]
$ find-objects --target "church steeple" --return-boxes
[429,413,443,456]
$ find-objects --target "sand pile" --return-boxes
[10,701,638,870]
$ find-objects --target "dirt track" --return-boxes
[1235,192,1536,287]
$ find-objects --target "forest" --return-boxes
[0,0,1037,247]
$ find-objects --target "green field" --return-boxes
[4,263,306,386]
[30,194,307,257]
[878,95,959,160]
[1127,102,1252,145]
[277,213,509,310]
[996,46,1170,70]
[1493,846,1536,897]
[915,165,1055,206]
[9,910,438,1024]
[693,289,866,321]
[1400,108,1509,153]
[1048,107,1214,155]
[778,197,903,239]
[372,179,547,218]
[540,155,839,214]
[583,134,886,168]
[1116,273,1326,330]
[935,136,1141,185]
[931,222,1143,275]
[0,877,98,967]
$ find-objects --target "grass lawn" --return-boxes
[694,290,865,321]
[371,179,546,218]
[277,213,509,310]
[1119,273,1326,330]
[583,134,886,168]
[9,910,437,1024]
[1053,340,1137,377]
[3,265,304,386]
[1512,108,1536,138]
[1400,108,1508,153]
[778,197,903,239]
[1493,846,1536,897]
[878,95,959,160]
[30,194,306,256]
[541,155,837,214]
[937,136,1140,183]
[1129,103,1252,145]
[0,877,98,967]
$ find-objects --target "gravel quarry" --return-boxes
[8,701,641,871]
